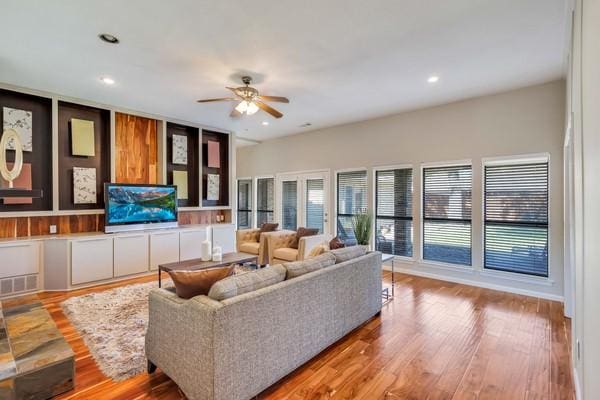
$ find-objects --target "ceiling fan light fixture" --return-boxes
[246,102,259,115]
[235,101,248,114]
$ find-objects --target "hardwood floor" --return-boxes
[3,271,575,400]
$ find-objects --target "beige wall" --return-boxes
[237,80,566,299]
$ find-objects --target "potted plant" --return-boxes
[352,211,373,250]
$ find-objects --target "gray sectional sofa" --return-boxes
[145,248,383,400]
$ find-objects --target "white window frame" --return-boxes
[372,164,415,261]
[253,175,275,229]
[334,167,369,243]
[420,159,474,271]
[480,153,554,285]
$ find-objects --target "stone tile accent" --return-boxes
[0,301,74,399]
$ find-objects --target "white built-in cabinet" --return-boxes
[149,231,180,270]
[179,228,209,261]
[71,237,113,285]
[36,224,236,292]
[114,233,150,277]
[0,240,42,297]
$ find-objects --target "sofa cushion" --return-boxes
[208,264,287,301]
[273,247,298,262]
[291,227,319,249]
[168,265,235,299]
[260,222,279,233]
[330,246,367,263]
[283,252,336,279]
[329,236,346,250]
[239,241,260,254]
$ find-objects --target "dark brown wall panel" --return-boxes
[166,122,199,207]
[0,88,53,211]
[202,130,229,207]
[115,112,158,184]
[57,101,111,210]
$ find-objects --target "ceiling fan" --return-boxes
[197,76,289,119]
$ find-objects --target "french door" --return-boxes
[276,171,329,234]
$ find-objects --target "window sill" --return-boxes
[416,259,476,274]
[479,269,555,286]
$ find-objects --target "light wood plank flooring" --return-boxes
[3,271,575,399]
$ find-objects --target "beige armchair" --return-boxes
[267,231,331,264]
[236,228,278,265]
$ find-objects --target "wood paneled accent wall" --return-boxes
[115,112,158,184]
[0,210,231,239]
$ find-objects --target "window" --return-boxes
[281,180,298,230]
[237,179,252,229]
[375,168,413,257]
[337,170,367,244]
[484,162,549,276]
[423,165,472,265]
[306,178,325,233]
[256,177,274,227]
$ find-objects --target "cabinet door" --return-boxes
[71,237,114,285]
[179,229,208,261]
[114,234,149,277]
[212,224,235,254]
[0,241,41,279]
[149,231,179,270]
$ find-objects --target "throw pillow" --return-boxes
[329,236,345,250]
[168,265,235,299]
[208,264,287,301]
[291,227,319,249]
[330,245,367,263]
[260,222,279,233]
[308,243,329,258]
[284,252,336,279]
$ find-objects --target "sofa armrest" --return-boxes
[236,228,261,251]
[267,230,297,264]
[145,288,223,400]
[298,234,332,261]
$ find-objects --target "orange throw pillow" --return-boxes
[167,265,235,299]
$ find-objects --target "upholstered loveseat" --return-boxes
[145,248,382,400]
[267,230,331,264]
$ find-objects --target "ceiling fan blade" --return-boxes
[258,95,289,103]
[197,97,237,103]
[255,101,283,118]
[230,107,242,118]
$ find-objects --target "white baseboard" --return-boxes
[383,264,564,302]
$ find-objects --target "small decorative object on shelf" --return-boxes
[3,106,33,152]
[212,246,223,262]
[0,128,43,199]
[201,239,212,261]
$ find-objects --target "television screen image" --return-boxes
[105,184,178,231]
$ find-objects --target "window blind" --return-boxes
[484,162,548,276]
[237,179,252,229]
[256,177,274,227]
[423,165,472,265]
[375,168,413,257]
[282,180,298,230]
[306,179,325,233]
[336,170,367,244]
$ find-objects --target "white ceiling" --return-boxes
[0,0,568,143]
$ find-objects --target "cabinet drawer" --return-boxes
[0,242,41,279]
[71,238,114,285]
[179,229,208,261]
[114,234,149,277]
[149,231,179,270]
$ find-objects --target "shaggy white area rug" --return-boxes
[61,279,173,381]
[61,265,256,381]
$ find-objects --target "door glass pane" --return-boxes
[282,181,297,230]
[306,179,324,233]
[256,178,274,227]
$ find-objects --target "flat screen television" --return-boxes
[104,183,178,233]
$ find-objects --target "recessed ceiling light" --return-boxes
[100,76,115,85]
[262,121,269,126]
[98,33,119,44]
[427,75,440,83]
